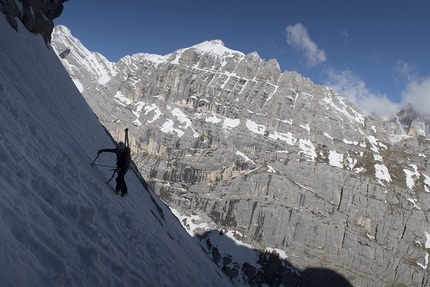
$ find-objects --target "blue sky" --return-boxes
[55,0,430,118]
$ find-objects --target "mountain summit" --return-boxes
[188,39,244,57]
[51,25,430,286]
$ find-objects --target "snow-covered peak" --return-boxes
[162,39,246,67]
[191,39,244,57]
[53,24,71,35]
[142,53,170,64]
[52,25,117,85]
[120,52,170,66]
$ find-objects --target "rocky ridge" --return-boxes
[0,0,66,43]
[52,25,430,287]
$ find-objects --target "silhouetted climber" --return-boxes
[95,128,131,197]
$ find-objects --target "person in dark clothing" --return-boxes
[98,141,130,197]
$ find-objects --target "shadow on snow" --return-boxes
[194,229,352,287]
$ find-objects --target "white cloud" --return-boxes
[284,23,399,118]
[324,68,399,119]
[395,60,430,118]
[325,65,430,120]
[396,60,416,81]
[285,23,326,67]
[401,77,430,118]
[283,25,428,120]
[339,28,349,38]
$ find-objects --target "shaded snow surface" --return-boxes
[0,14,232,287]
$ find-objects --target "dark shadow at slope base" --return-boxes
[194,230,352,287]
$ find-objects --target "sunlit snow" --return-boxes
[223,117,240,131]
[323,132,333,139]
[144,103,163,123]
[72,78,84,92]
[299,123,310,132]
[267,165,276,173]
[54,25,117,85]
[246,119,266,135]
[132,101,145,126]
[193,40,244,58]
[367,135,380,153]
[299,139,316,161]
[329,150,343,168]
[269,131,297,145]
[423,174,430,192]
[113,91,133,106]
[404,164,420,189]
[374,154,383,162]
[321,96,365,126]
[407,198,421,210]
[160,119,184,137]
[206,114,222,124]
[236,151,256,165]
[343,139,359,145]
[417,253,429,269]
[345,155,357,170]
[375,164,391,183]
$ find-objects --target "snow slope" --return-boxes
[0,14,232,287]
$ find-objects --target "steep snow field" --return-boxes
[0,14,232,287]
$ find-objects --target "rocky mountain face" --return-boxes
[0,0,66,43]
[52,25,430,287]
[385,104,430,138]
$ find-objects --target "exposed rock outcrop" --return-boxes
[0,0,67,43]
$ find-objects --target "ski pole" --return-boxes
[90,153,100,166]
[91,163,116,168]
[106,169,116,184]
